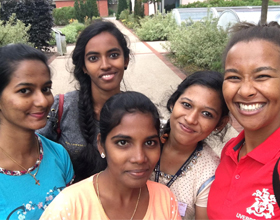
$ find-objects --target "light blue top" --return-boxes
[0,134,74,220]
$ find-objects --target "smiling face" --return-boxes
[83,31,129,94]
[0,60,53,132]
[98,112,160,189]
[223,40,280,134]
[169,85,223,148]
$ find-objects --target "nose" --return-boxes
[100,57,111,70]
[238,79,257,98]
[130,145,148,164]
[184,110,198,125]
[33,91,50,108]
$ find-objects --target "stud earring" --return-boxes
[124,66,127,70]
[101,152,106,158]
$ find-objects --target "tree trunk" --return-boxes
[260,0,269,25]
[154,1,156,14]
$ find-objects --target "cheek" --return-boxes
[147,148,160,165]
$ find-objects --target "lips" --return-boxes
[179,122,195,133]
[126,169,150,178]
[29,111,47,119]
[239,103,265,111]
[100,72,116,81]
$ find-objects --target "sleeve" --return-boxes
[195,179,213,207]
[169,191,182,220]
[40,192,73,220]
[36,94,60,142]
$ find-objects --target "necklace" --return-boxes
[154,141,203,187]
[96,172,141,220]
[0,139,41,185]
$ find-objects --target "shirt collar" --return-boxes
[226,128,280,164]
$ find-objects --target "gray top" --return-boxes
[37,90,99,160]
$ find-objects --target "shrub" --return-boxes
[135,13,177,41]
[166,16,228,71]
[60,21,85,43]
[0,0,54,51]
[108,8,115,16]
[0,13,31,46]
[134,0,144,19]
[74,0,99,23]
[117,0,128,19]
[119,9,138,29]
[53,7,76,26]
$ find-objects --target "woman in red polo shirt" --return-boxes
[207,22,280,219]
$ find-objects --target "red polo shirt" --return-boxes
[207,128,280,220]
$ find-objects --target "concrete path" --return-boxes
[49,18,239,156]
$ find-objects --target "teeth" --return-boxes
[102,74,112,79]
[239,103,264,111]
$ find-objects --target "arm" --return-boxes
[195,206,208,220]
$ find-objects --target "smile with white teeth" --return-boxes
[102,74,113,79]
[239,103,264,111]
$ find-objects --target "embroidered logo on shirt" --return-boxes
[246,189,276,219]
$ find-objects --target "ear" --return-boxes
[82,66,87,74]
[97,133,105,154]
[215,116,230,132]
[124,58,129,70]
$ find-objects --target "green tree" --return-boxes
[134,0,144,18]
[74,0,99,23]
[117,0,128,19]
[86,0,99,18]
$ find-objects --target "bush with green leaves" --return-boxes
[117,0,128,19]
[60,21,85,44]
[119,9,138,29]
[166,16,228,71]
[74,0,99,23]
[0,0,53,51]
[0,13,31,46]
[180,0,279,8]
[135,13,177,41]
[53,7,76,26]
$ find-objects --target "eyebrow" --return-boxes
[180,97,219,115]
[15,80,52,88]
[111,134,159,140]
[225,66,277,74]
[224,68,238,74]
[254,66,277,73]
[85,48,122,57]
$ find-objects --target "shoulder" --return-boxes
[147,180,174,197]
[62,176,94,195]
[64,90,79,101]
[36,133,69,157]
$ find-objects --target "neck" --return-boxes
[91,85,121,120]
[165,134,198,155]
[0,127,37,155]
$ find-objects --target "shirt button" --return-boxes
[235,175,240,179]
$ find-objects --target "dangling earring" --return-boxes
[160,133,169,144]
[101,152,106,159]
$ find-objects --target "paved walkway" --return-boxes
[49,18,239,155]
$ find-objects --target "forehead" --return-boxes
[108,112,157,135]
[7,60,50,85]
[226,40,280,68]
[85,31,121,52]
